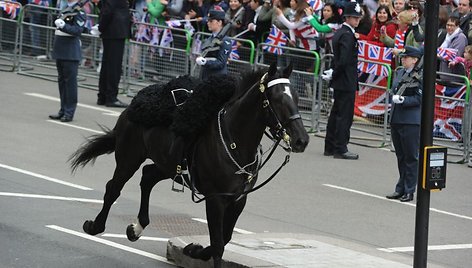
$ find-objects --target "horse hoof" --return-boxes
[126,224,141,242]
[183,243,204,259]
[83,220,104,235]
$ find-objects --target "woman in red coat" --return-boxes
[358,5,397,47]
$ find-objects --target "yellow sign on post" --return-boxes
[422,146,447,191]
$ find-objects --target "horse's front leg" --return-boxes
[223,196,247,244]
[183,196,226,267]
[127,164,164,241]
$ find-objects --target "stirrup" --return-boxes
[172,160,189,192]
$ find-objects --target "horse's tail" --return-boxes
[69,126,116,173]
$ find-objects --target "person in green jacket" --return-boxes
[146,0,167,25]
[304,3,342,54]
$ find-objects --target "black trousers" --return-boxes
[324,89,355,154]
[56,60,79,118]
[391,124,420,194]
[98,38,125,103]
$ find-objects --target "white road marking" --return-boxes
[46,225,176,265]
[47,120,104,134]
[191,218,254,234]
[102,233,169,242]
[323,184,472,221]
[0,192,102,203]
[0,162,92,190]
[378,243,472,253]
[24,92,120,116]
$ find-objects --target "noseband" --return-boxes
[259,73,302,146]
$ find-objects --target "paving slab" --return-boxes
[167,233,419,268]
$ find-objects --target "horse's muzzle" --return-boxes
[291,136,309,153]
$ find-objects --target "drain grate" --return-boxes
[120,214,209,236]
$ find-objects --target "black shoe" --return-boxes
[60,116,72,122]
[97,99,105,105]
[399,193,414,202]
[323,151,334,156]
[333,151,359,160]
[49,114,63,120]
[105,100,128,108]
[386,192,403,199]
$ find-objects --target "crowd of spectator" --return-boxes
[3,0,472,81]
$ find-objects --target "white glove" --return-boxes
[54,19,66,29]
[196,56,207,66]
[90,24,101,36]
[392,95,405,104]
[321,69,333,81]
[248,22,256,31]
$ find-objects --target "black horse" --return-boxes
[69,62,309,267]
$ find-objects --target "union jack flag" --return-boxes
[263,25,288,55]
[159,28,173,57]
[433,84,467,141]
[229,40,240,60]
[355,73,389,117]
[437,47,458,62]
[294,24,317,50]
[306,0,323,11]
[31,0,49,6]
[357,41,393,77]
[0,1,21,19]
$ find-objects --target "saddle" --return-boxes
[127,75,236,139]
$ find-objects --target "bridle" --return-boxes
[187,71,303,203]
[259,73,302,148]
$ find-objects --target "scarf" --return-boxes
[440,27,461,49]
[394,29,406,50]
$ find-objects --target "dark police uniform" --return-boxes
[389,47,423,200]
[324,2,362,159]
[50,2,86,121]
[198,9,231,80]
[97,0,131,107]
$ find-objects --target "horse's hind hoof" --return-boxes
[126,224,141,242]
[83,220,104,235]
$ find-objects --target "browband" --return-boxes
[268,78,290,88]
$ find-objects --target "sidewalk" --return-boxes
[167,233,445,268]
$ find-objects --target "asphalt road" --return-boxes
[1,67,471,268]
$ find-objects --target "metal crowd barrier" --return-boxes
[433,72,471,163]
[314,55,393,148]
[0,0,22,71]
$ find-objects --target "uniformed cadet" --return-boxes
[386,46,423,203]
[195,8,232,80]
[48,0,86,122]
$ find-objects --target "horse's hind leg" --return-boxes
[83,156,144,236]
[127,164,166,241]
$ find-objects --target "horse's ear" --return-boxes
[268,62,277,76]
[282,63,293,78]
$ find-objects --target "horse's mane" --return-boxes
[226,68,267,106]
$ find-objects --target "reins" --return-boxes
[187,72,299,203]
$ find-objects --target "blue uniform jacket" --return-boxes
[200,35,231,80]
[52,7,86,61]
[390,67,423,125]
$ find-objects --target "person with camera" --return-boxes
[386,46,423,203]
[195,8,231,80]
[48,0,86,122]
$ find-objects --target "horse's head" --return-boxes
[259,62,309,153]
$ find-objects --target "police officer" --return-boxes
[386,46,423,202]
[195,7,231,80]
[324,1,362,160]
[48,0,86,122]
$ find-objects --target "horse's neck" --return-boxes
[225,87,266,152]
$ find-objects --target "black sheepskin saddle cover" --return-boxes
[127,75,236,139]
